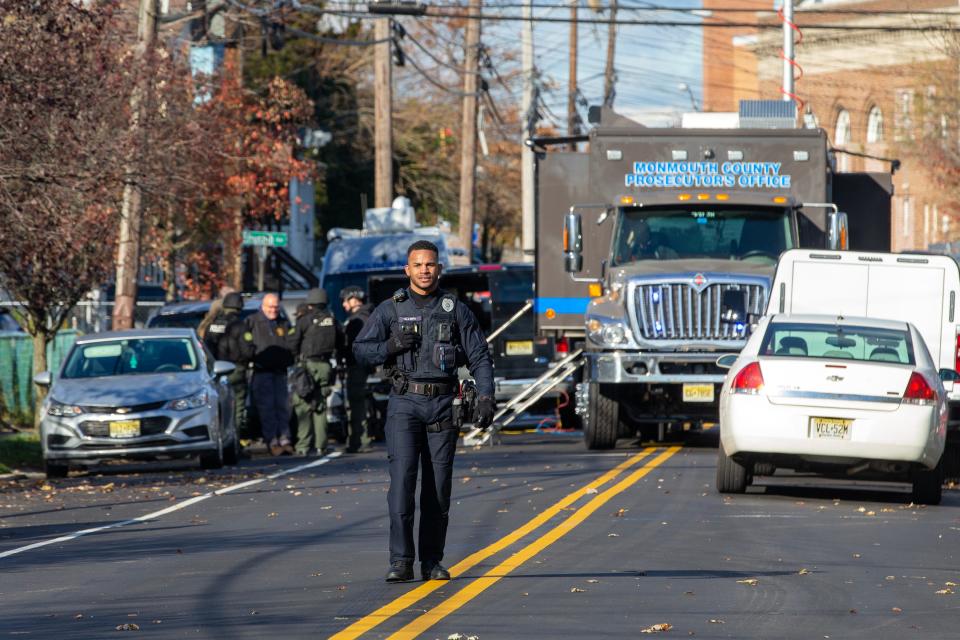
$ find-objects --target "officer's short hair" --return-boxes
[407,240,439,257]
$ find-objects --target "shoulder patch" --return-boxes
[243,331,253,342]
[289,327,297,335]
[441,297,455,312]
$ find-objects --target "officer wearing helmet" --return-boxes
[204,292,252,442]
[288,288,343,456]
[354,240,495,583]
[340,285,376,453]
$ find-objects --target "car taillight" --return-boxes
[556,337,569,354]
[903,372,936,405]
[731,362,764,395]
[954,334,960,372]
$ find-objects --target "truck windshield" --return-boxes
[612,206,794,266]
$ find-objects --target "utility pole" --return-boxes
[113,0,158,330]
[374,17,393,208]
[782,0,794,102]
[458,0,482,260]
[602,0,617,107]
[520,0,535,263]
[567,0,578,150]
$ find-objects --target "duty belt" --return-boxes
[405,381,454,397]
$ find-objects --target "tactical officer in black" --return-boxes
[288,288,343,456]
[354,240,495,583]
[341,285,376,453]
[203,292,252,440]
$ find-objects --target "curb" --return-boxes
[0,471,45,481]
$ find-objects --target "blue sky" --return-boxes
[481,0,705,129]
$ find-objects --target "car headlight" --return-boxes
[165,390,208,411]
[587,317,629,346]
[46,401,83,417]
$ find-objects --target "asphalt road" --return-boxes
[3,431,960,639]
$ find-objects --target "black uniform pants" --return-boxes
[385,392,457,566]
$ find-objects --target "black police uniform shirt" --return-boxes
[344,302,375,367]
[243,311,294,372]
[352,288,494,398]
[289,307,341,360]
[204,309,247,363]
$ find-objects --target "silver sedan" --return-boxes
[35,328,240,478]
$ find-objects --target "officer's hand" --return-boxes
[476,396,495,430]
[387,330,420,355]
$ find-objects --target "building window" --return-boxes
[902,197,911,238]
[835,110,851,171]
[866,106,883,144]
[895,89,914,141]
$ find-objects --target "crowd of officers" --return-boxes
[202,286,375,457]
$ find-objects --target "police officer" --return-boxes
[244,293,295,456]
[341,286,375,453]
[354,240,495,583]
[288,288,342,456]
[203,292,252,441]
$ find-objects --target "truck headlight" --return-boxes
[587,317,629,346]
[165,390,208,411]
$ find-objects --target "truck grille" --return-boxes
[634,282,766,340]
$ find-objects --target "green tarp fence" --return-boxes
[0,331,78,421]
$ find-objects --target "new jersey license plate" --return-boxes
[109,420,141,438]
[809,417,852,440]
[682,383,714,403]
[505,340,534,356]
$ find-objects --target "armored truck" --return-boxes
[534,104,893,449]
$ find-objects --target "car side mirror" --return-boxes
[33,371,52,387]
[720,290,747,325]
[563,212,583,273]
[716,354,738,369]
[213,361,236,377]
[827,211,849,250]
[939,368,960,383]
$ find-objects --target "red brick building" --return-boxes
[705,0,959,251]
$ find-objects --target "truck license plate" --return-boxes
[809,417,852,440]
[505,340,534,356]
[109,420,141,438]
[682,384,714,403]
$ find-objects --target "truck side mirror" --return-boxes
[720,290,747,325]
[563,213,583,273]
[827,211,849,250]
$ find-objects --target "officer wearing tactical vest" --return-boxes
[288,288,343,456]
[340,285,376,453]
[203,292,252,442]
[354,240,495,583]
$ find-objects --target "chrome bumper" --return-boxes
[584,350,735,384]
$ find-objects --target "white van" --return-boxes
[768,249,960,470]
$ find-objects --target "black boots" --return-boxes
[385,561,415,583]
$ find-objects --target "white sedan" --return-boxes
[716,314,950,504]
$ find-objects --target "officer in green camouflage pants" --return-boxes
[288,289,343,456]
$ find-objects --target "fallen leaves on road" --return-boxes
[852,554,862,559]
[587,579,599,584]
[320,506,333,510]
[885,576,896,581]
[461,477,471,484]
[585,487,598,495]
[865,511,877,517]
[608,533,620,537]
[892,607,903,614]
[640,623,672,633]
[935,589,953,595]
[267,512,278,518]
[614,508,627,517]
[736,579,758,586]
[570,587,586,593]
[115,623,140,631]
[798,569,810,576]
[531,487,544,492]
[946,581,958,587]
[708,619,724,624]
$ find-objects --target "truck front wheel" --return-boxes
[584,384,618,450]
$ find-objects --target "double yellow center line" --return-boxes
[331,445,682,640]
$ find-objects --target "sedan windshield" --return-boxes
[612,206,794,266]
[759,323,915,365]
[62,338,200,379]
